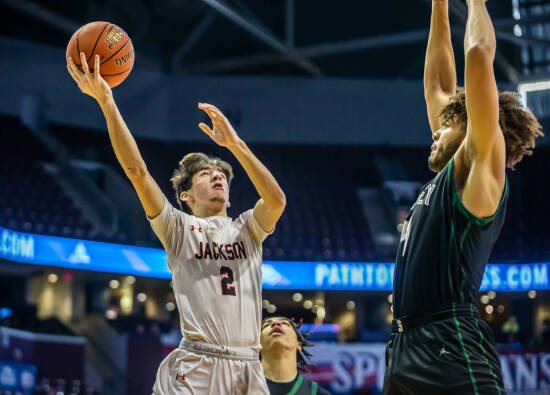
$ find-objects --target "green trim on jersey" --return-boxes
[459,222,472,249]
[447,221,456,299]
[453,302,479,395]
[448,158,509,227]
[287,375,304,395]
[458,222,472,303]
[470,304,502,395]
[459,267,468,303]
[312,382,318,395]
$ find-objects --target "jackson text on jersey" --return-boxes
[194,241,247,260]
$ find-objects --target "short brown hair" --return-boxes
[261,316,315,372]
[440,88,544,170]
[170,153,234,214]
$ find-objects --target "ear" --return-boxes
[297,343,302,352]
[227,201,231,208]
[180,191,192,203]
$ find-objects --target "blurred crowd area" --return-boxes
[2,114,549,263]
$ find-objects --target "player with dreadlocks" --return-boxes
[260,317,330,395]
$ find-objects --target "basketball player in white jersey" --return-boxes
[67,53,286,394]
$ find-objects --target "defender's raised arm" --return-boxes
[464,0,500,157]
[424,0,457,132]
[459,0,505,219]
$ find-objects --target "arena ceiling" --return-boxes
[1,0,549,83]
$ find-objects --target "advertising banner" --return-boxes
[305,344,550,394]
[1,226,549,291]
[0,360,36,393]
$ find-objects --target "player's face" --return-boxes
[190,165,230,210]
[428,120,465,172]
[260,317,300,353]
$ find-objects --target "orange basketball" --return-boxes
[66,21,134,88]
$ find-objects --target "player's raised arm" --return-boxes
[67,53,165,219]
[424,0,457,132]
[198,103,286,233]
[458,0,506,218]
[464,0,502,159]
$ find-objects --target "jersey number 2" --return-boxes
[220,266,236,296]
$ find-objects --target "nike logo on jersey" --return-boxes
[194,241,247,260]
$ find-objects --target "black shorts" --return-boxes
[383,303,505,395]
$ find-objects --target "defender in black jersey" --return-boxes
[383,1,543,394]
[261,317,331,395]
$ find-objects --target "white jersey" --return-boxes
[149,198,270,350]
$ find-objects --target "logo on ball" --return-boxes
[105,28,124,49]
[115,48,134,70]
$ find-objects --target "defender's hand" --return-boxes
[198,103,241,149]
[67,53,112,104]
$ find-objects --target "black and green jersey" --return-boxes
[266,374,331,395]
[393,157,509,318]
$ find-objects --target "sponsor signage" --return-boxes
[0,360,36,392]
[305,344,550,394]
[1,227,548,291]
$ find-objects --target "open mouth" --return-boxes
[431,144,437,152]
[213,183,224,191]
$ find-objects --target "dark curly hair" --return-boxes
[170,152,233,214]
[439,88,544,170]
[261,316,315,372]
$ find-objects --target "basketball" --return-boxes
[66,22,134,88]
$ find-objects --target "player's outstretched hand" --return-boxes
[198,103,241,149]
[67,52,112,103]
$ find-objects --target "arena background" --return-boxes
[1,0,550,394]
